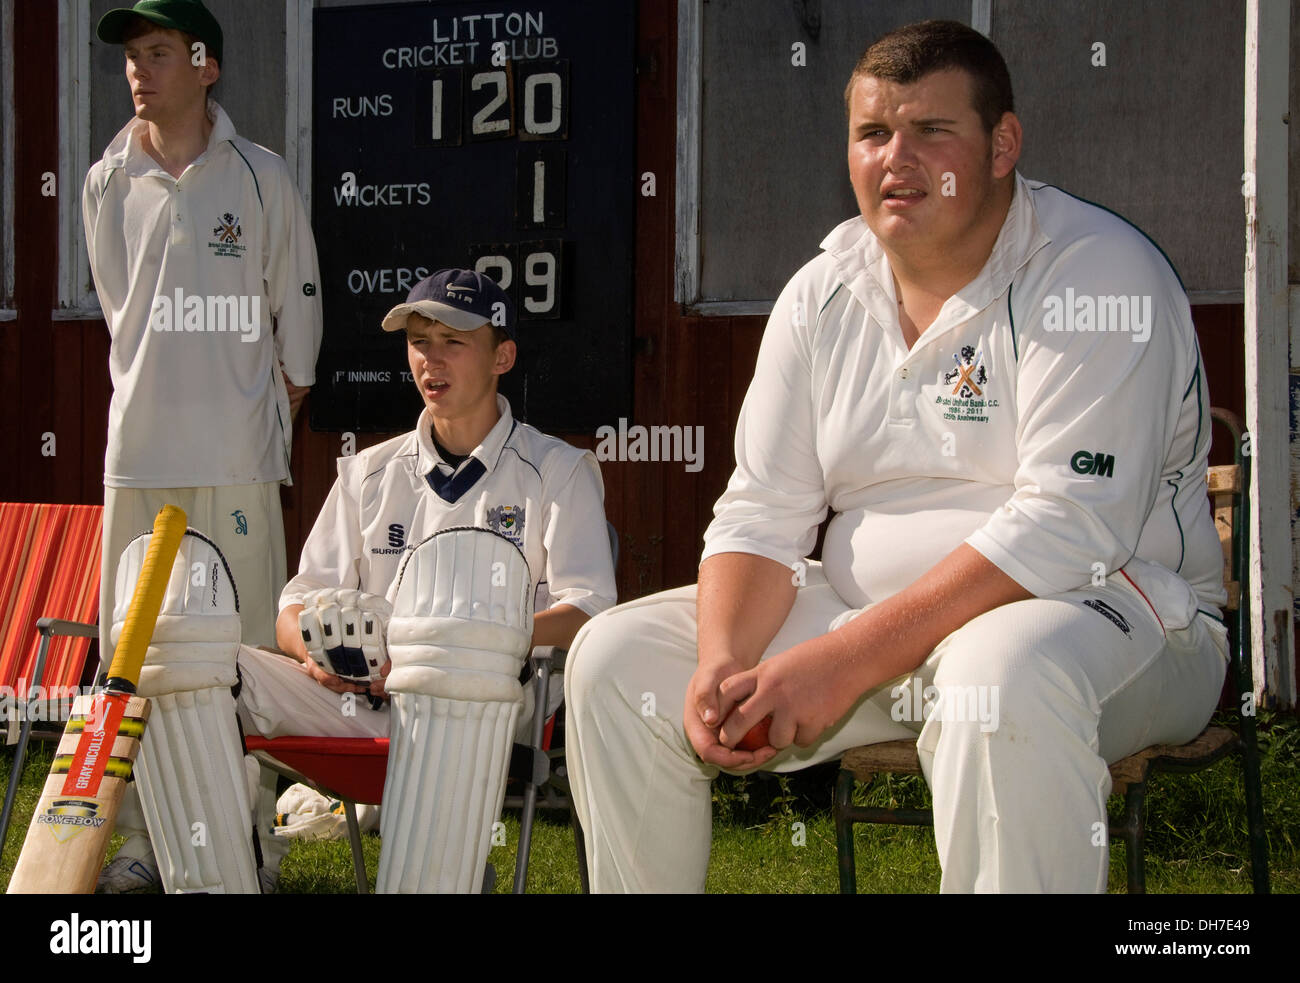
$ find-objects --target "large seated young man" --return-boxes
[116,269,617,892]
[562,20,1227,893]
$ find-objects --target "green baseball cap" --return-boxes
[97,0,223,66]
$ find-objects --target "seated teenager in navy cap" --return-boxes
[117,269,618,893]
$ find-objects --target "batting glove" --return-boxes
[298,589,391,686]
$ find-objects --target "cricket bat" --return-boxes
[6,505,187,894]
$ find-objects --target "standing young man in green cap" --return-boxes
[85,0,322,892]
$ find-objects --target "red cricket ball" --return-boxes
[735,715,773,751]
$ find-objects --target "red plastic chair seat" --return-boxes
[244,716,557,809]
[243,736,390,805]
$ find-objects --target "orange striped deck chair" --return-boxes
[0,503,103,856]
[0,503,103,705]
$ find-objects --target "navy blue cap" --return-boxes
[381,269,516,340]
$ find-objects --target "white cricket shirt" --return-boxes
[703,174,1225,628]
[83,102,322,488]
[282,395,617,618]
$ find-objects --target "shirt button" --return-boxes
[899,367,910,380]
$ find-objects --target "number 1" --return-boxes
[532,160,545,224]
[431,79,443,140]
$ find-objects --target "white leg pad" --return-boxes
[133,688,259,893]
[378,693,520,893]
[112,528,258,894]
[377,527,534,894]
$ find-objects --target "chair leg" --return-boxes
[0,633,55,856]
[513,782,539,894]
[572,810,590,894]
[513,652,554,894]
[1236,723,1271,894]
[1120,782,1146,894]
[0,714,36,857]
[343,801,367,894]
[834,769,858,895]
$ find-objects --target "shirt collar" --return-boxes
[414,393,516,478]
[820,172,1051,321]
[103,100,238,177]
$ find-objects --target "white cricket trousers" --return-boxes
[563,562,1228,893]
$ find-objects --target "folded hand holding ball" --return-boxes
[734,715,773,752]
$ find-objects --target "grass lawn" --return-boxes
[2,709,1296,894]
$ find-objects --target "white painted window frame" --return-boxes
[1244,0,1294,706]
[672,0,702,310]
[54,0,96,319]
[285,0,314,211]
[672,0,1242,312]
[1,0,17,321]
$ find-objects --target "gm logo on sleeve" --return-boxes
[1071,450,1115,477]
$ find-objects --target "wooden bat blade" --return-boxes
[7,695,150,893]
[5,504,185,894]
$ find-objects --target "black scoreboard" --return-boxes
[310,1,636,433]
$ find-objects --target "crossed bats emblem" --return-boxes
[943,345,987,398]
[213,213,242,244]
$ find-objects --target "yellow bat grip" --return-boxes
[105,504,188,688]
